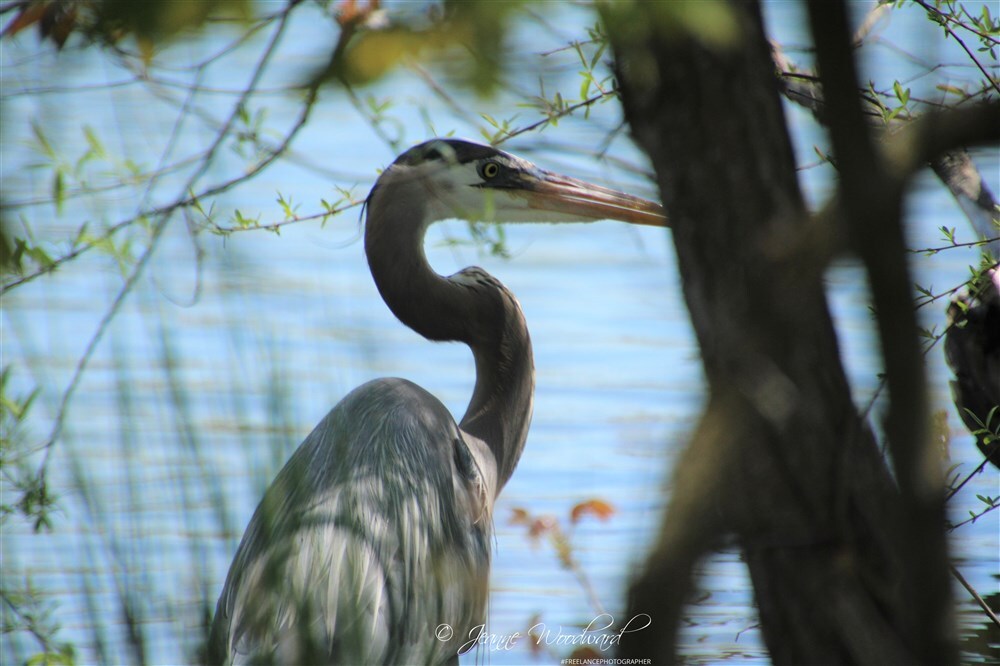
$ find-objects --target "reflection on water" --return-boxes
[2,3,997,665]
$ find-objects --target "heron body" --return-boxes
[208,138,666,664]
[945,268,1000,468]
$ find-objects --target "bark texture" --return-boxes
[604,1,957,663]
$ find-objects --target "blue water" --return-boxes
[2,2,997,664]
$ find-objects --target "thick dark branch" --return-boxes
[792,101,1000,269]
[804,1,918,490]
[886,103,1000,177]
[805,1,955,663]
[772,41,1000,260]
[610,0,961,662]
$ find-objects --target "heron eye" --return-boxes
[480,161,500,179]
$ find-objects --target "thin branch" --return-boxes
[2,214,151,294]
[945,456,992,501]
[496,88,618,145]
[2,48,362,296]
[912,0,1000,98]
[3,76,141,98]
[0,151,205,210]
[947,501,999,530]
[914,260,1000,311]
[408,61,482,128]
[343,82,403,154]
[205,200,364,235]
[949,564,1000,628]
[773,36,1000,258]
[914,0,1000,46]
[539,37,603,58]
[35,2,316,485]
[958,4,1000,45]
[912,236,1000,255]
[852,2,892,45]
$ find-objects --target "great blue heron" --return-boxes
[945,267,1000,468]
[207,138,667,665]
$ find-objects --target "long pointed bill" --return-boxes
[519,171,668,227]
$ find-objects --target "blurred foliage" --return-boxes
[314,0,524,95]
[510,500,619,662]
[509,498,615,592]
[2,0,252,57]
[0,210,14,275]
[2,0,527,93]
[1,576,76,665]
[0,367,58,533]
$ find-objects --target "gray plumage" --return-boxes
[209,379,494,664]
[207,139,666,664]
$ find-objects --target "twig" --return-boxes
[949,563,1000,628]
[915,0,1000,46]
[912,236,1000,255]
[344,83,402,154]
[408,61,481,128]
[206,200,363,235]
[497,89,618,145]
[912,0,1000,98]
[35,2,316,486]
[945,456,992,501]
[913,260,1000,311]
[947,501,1000,530]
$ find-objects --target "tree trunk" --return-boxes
[604,1,956,663]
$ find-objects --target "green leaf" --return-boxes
[572,41,586,68]
[893,80,910,105]
[276,193,299,220]
[26,646,75,666]
[83,125,105,158]
[232,209,260,229]
[71,223,90,250]
[590,41,607,70]
[52,171,64,215]
[30,121,55,159]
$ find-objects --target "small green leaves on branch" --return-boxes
[197,191,363,237]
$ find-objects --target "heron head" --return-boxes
[375,138,667,228]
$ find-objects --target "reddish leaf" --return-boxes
[570,499,615,525]
[528,515,556,539]
[509,507,531,525]
[335,0,380,28]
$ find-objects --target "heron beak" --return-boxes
[517,170,668,227]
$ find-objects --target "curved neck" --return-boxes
[365,181,534,492]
